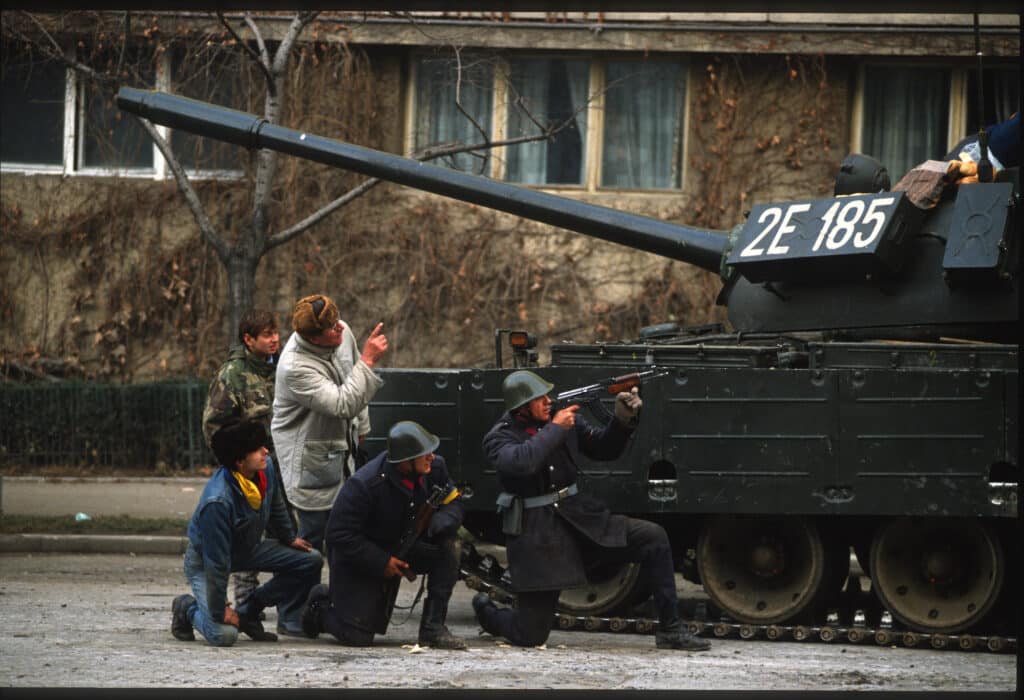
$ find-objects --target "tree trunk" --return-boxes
[224,250,260,349]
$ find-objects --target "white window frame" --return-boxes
[405,51,689,194]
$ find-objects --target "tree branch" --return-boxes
[217,10,273,90]
[134,117,230,262]
[13,11,117,87]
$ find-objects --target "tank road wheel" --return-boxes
[696,515,826,624]
[869,517,1004,634]
[557,562,644,616]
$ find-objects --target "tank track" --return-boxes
[458,541,1017,654]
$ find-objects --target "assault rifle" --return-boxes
[381,484,454,629]
[552,368,669,415]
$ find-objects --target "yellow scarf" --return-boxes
[232,471,263,511]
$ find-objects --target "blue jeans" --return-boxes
[295,508,330,554]
[183,540,323,646]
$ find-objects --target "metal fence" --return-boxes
[0,380,211,471]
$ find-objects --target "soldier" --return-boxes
[201,308,291,632]
[171,419,322,646]
[470,370,710,651]
[272,293,388,554]
[298,421,468,649]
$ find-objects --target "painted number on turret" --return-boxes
[738,195,897,258]
[727,192,911,282]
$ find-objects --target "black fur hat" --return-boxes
[211,420,268,468]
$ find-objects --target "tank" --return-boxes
[117,88,1019,637]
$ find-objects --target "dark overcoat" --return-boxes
[323,452,463,634]
[481,411,634,592]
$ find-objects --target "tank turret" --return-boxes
[116,87,1017,342]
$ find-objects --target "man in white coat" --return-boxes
[272,293,388,555]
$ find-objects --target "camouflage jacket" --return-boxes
[202,345,277,448]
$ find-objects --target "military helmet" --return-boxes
[386,421,440,462]
[834,153,891,196]
[502,370,554,412]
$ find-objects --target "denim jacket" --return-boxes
[186,457,295,619]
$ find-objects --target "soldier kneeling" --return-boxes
[300,421,468,649]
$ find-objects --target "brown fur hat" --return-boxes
[292,293,339,338]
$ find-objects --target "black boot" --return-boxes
[300,583,330,639]
[418,597,468,650]
[235,598,278,642]
[171,594,195,641]
[655,620,711,651]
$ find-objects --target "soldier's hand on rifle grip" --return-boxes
[361,322,388,368]
[614,387,642,423]
[552,404,580,430]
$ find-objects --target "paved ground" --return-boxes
[0,475,1019,691]
[0,551,1018,691]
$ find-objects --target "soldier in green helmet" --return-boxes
[299,420,467,649]
[472,369,710,652]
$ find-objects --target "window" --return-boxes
[1,43,66,167]
[506,57,589,185]
[861,66,950,181]
[1,40,245,179]
[965,67,1020,133]
[409,52,688,191]
[858,63,1020,180]
[171,50,248,173]
[601,60,685,189]
[79,50,157,170]
[412,55,494,174]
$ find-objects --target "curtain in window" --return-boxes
[862,66,950,181]
[601,61,685,189]
[414,56,493,174]
[966,66,1020,132]
[506,58,589,185]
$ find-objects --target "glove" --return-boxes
[426,508,461,539]
[614,387,642,423]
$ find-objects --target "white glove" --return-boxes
[614,387,642,423]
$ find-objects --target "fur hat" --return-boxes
[211,420,268,468]
[292,294,339,338]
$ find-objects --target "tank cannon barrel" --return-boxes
[116,87,727,273]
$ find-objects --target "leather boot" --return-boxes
[171,594,196,641]
[300,583,330,639]
[236,596,278,642]
[655,620,711,651]
[418,597,468,650]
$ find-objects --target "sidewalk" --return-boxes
[0,475,202,555]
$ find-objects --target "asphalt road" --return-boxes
[0,552,1018,691]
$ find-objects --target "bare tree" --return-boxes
[3,10,596,343]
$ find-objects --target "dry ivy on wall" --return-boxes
[2,31,847,381]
